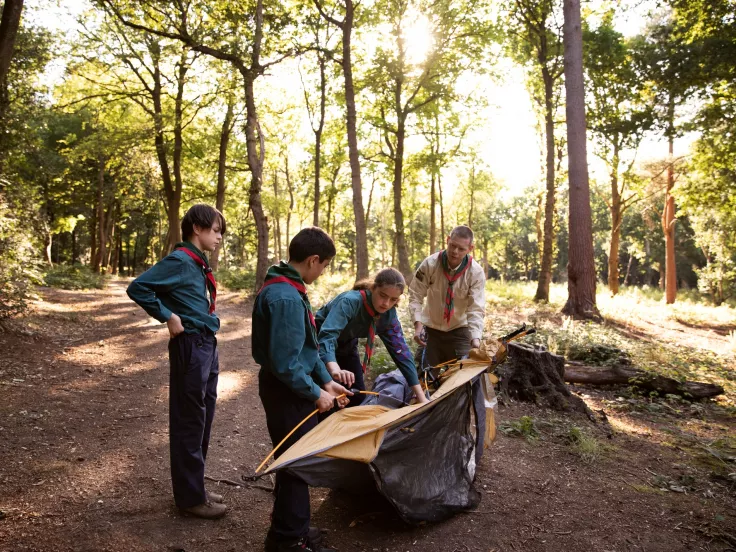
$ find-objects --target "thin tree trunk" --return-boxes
[561,0,600,320]
[273,170,283,260]
[534,66,557,302]
[430,171,436,254]
[71,226,77,265]
[167,51,188,252]
[663,102,677,304]
[623,250,633,286]
[438,172,445,240]
[393,115,411,279]
[313,55,326,227]
[608,141,622,295]
[285,156,294,251]
[468,164,475,228]
[94,156,107,273]
[211,97,234,270]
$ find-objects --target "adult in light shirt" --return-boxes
[408,225,487,368]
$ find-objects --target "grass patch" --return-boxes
[43,265,106,290]
[567,426,604,464]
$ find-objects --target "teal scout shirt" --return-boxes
[315,290,420,387]
[126,243,220,335]
[251,262,333,402]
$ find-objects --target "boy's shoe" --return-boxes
[206,491,224,504]
[265,535,335,552]
[180,501,228,519]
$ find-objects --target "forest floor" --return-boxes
[0,279,734,552]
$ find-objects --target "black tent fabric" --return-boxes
[275,369,491,524]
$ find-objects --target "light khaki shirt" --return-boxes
[408,253,486,340]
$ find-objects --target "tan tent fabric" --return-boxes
[264,363,491,474]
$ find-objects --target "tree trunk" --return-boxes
[341,0,369,279]
[608,141,622,295]
[438,171,445,241]
[93,156,107,273]
[561,0,600,321]
[273,170,283,261]
[285,155,294,253]
[497,343,592,414]
[211,97,234,271]
[468,164,475,228]
[0,0,23,116]
[663,104,677,305]
[241,0,269,291]
[534,67,556,302]
[167,51,188,252]
[564,362,724,400]
[313,54,326,227]
[392,115,411,279]
[429,171,436,254]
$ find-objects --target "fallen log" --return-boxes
[564,363,724,400]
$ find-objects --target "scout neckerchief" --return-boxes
[440,250,472,325]
[174,242,217,314]
[359,290,380,374]
[258,261,318,345]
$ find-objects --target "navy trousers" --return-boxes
[168,330,219,509]
[259,369,317,542]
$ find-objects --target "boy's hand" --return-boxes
[413,321,426,347]
[316,389,336,413]
[325,381,353,408]
[327,361,355,387]
[167,313,185,338]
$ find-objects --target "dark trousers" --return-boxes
[259,369,317,542]
[168,330,219,509]
[423,326,473,367]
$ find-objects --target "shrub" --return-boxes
[43,265,106,290]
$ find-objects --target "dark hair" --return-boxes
[449,225,474,244]
[181,204,227,240]
[352,267,406,293]
[288,227,336,262]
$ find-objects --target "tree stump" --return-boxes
[497,342,590,415]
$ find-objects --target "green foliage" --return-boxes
[217,268,256,292]
[499,415,539,441]
[0,188,42,320]
[43,265,106,290]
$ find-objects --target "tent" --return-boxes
[264,361,498,524]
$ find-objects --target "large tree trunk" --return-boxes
[663,103,677,305]
[0,0,23,117]
[242,0,269,290]
[498,343,591,414]
[211,97,234,271]
[608,141,622,295]
[392,116,411,279]
[561,0,600,321]
[341,0,369,279]
[534,66,556,302]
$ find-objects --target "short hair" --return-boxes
[449,225,474,244]
[181,204,227,240]
[288,227,336,262]
[352,267,406,292]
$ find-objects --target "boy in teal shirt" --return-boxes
[127,204,227,519]
[252,227,351,552]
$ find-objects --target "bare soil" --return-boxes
[0,280,734,552]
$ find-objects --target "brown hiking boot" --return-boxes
[206,491,224,504]
[180,501,228,519]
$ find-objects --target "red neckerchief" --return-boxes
[359,290,379,374]
[440,251,472,325]
[259,276,317,331]
[175,247,217,314]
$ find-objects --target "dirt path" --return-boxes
[0,281,734,552]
